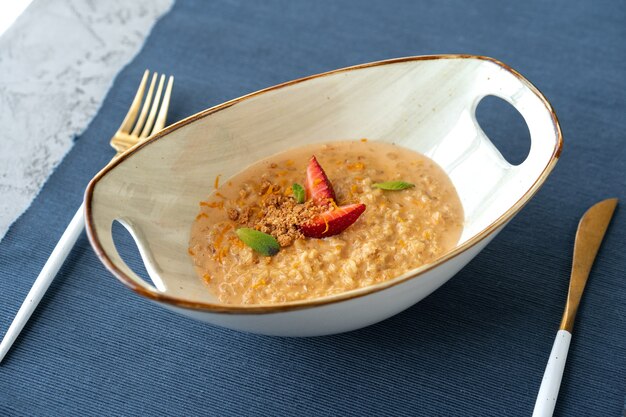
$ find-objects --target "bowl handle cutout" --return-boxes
[110,218,167,292]
[469,62,561,177]
[475,95,531,166]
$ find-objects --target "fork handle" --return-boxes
[532,330,572,417]
[0,203,85,363]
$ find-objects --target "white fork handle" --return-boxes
[0,203,85,363]
[532,330,572,417]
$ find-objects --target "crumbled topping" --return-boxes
[239,206,253,224]
[227,208,239,221]
[235,181,325,247]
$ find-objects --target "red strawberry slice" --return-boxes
[305,155,336,206]
[301,203,366,238]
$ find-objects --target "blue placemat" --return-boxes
[1,1,625,415]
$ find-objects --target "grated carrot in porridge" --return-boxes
[189,140,463,305]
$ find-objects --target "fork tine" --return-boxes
[131,73,158,137]
[152,76,174,135]
[118,70,149,134]
[140,74,166,139]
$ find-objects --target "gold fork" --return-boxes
[0,70,174,363]
[111,70,174,157]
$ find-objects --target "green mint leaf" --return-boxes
[372,181,415,191]
[236,228,280,256]
[292,183,305,203]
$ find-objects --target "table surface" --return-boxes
[1,1,625,416]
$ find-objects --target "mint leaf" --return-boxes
[236,228,280,256]
[292,183,305,203]
[372,181,415,191]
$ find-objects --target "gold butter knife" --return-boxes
[532,198,618,417]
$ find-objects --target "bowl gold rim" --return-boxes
[84,54,563,315]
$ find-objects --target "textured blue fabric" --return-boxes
[1,1,625,415]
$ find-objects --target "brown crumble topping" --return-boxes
[239,206,253,224]
[233,181,326,247]
[227,208,239,221]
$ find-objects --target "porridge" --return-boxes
[188,140,464,305]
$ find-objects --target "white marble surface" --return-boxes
[0,0,174,241]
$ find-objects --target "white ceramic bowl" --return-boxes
[85,55,562,336]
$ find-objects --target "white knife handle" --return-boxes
[0,203,85,363]
[532,330,572,417]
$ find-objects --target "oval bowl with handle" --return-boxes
[85,55,562,336]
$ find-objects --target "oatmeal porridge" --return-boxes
[188,140,464,305]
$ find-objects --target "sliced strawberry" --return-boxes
[301,203,366,238]
[305,155,336,206]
